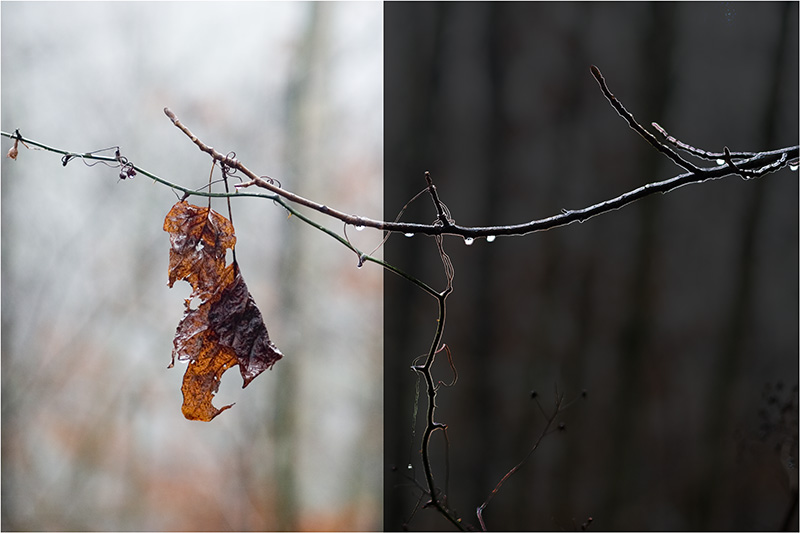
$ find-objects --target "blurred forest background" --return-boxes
[2,3,382,531]
[384,2,798,531]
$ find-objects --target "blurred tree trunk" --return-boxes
[274,4,324,529]
[701,2,796,527]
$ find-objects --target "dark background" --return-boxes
[385,2,798,531]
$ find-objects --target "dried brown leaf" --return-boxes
[180,330,238,421]
[164,201,283,421]
[208,268,283,388]
[164,201,236,301]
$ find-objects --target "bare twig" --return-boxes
[651,122,756,161]
[163,107,384,233]
[6,89,795,241]
[589,65,701,174]
[166,73,797,237]
[476,388,585,531]
[410,283,466,531]
[399,196,463,528]
[425,170,455,228]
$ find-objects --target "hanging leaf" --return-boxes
[165,201,236,302]
[164,201,283,421]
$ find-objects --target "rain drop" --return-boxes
[355,225,365,231]
[404,232,415,238]
[789,161,799,172]
[407,464,413,470]
[716,159,726,165]
[486,235,496,243]
[464,237,474,246]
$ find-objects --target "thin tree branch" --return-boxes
[476,389,585,531]
[651,121,757,161]
[6,76,796,241]
[589,65,701,173]
[425,170,455,229]
[167,83,797,237]
[0,129,281,202]
[7,124,794,241]
[162,107,382,232]
[410,284,467,531]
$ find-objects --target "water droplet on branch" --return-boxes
[464,237,474,246]
[486,235,496,243]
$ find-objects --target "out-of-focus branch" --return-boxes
[476,388,586,531]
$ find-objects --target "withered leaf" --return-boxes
[165,201,235,302]
[164,201,283,421]
[180,332,238,421]
[208,269,283,388]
